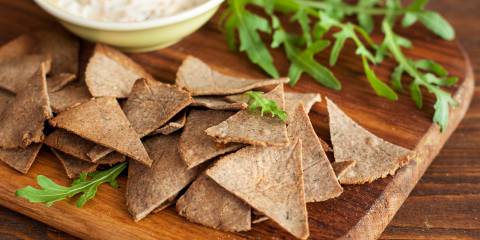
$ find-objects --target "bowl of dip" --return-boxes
[33,0,224,52]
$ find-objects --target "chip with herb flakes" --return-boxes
[327,98,412,184]
[205,84,289,147]
[176,56,288,96]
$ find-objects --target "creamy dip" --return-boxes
[51,0,208,22]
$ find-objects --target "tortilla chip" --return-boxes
[87,79,191,160]
[206,139,309,239]
[0,143,42,174]
[332,160,356,180]
[49,80,91,113]
[0,34,35,60]
[150,111,187,136]
[126,133,202,221]
[179,110,243,169]
[327,98,411,184]
[48,73,76,92]
[191,97,248,110]
[288,104,342,202]
[96,152,126,165]
[285,92,321,119]
[44,129,95,162]
[176,174,251,232]
[85,44,154,98]
[0,54,52,93]
[0,89,14,114]
[49,97,152,166]
[205,85,289,147]
[252,210,269,224]
[152,194,178,213]
[176,56,289,96]
[51,148,98,179]
[123,78,192,137]
[0,64,52,149]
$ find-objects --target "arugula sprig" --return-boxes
[222,0,457,130]
[16,162,127,208]
[245,90,288,121]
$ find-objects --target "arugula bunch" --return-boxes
[222,0,457,130]
[16,162,127,208]
[246,90,288,121]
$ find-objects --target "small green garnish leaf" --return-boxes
[16,162,127,208]
[245,90,288,121]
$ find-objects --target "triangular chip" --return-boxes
[176,56,289,96]
[87,79,192,160]
[0,89,14,115]
[96,152,126,165]
[327,98,411,184]
[0,64,52,149]
[126,133,202,221]
[0,143,42,174]
[332,160,356,180]
[49,80,91,113]
[0,54,52,93]
[288,104,342,202]
[206,139,309,239]
[150,111,186,136]
[205,84,289,147]
[51,148,98,179]
[85,44,154,98]
[48,73,76,92]
[153,194,179,213]
[176,174,251,232]
[0,34,35,60]
[179,110,243,169]
[49,97,152,166]
[284,92,321,119]
[44,129,95,162]
[191,97,248,110]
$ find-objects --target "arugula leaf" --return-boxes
[362,57,398,100]
[245,91,288,121]
[16,162,127,208]
[416,11,455,40]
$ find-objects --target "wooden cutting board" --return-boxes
[0,1,474,240]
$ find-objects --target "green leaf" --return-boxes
[409,80,423,108]
[402,13,418,27]
[16,163,127,208]
[391,65,404,91]
[414,59,448,77]
[356,0,378,33]
[224,14,238,50]
[330,26,354,66]
[245,91,288,121]
[362,57,398,100]
[417,11,455,40]
[407,0,429,11]
[424,73,458,87]
[432,91,456,131]
[291,8,312,47]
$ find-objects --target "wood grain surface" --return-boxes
[0,0,478,239]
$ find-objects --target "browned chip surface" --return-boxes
[48,73,76,92]
[85,44,153,98]
[285,92,321,119]
[176,56,289,96]
[207,139,309,239]
[191,97,248,110]
[51,149,98,179]
[0,54,52,93]
[0,143,42,174]
[327,98,411,184]
[49,80,91,113]
[150,112,186,136]
[95,152,126,165]
[49,97,152,166]
[179,110,243,169]
[205,84,289,147]
[126,134,202,221]
[332,160,356,180]
[0,89,13,114]
[288,104,342,202]
[0,64,52,149]
[44,129,95,161]
[176,174,251,232]
[0,34,35,60]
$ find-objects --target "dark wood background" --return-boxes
[0,0,478,239]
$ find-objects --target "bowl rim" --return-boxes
[33,0,224,31]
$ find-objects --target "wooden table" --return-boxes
[0,0,478,239]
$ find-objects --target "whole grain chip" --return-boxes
[179,110,243,169]
[0,89,14,114]
[48,73,76,92]
[205,84,289,147]
[126,134,202,221]
[288,104,342,202]
[332,160,356,180]
[0,143,42,174]
[49,97,152,166]
[51,148,98,179]
[327,98,411,184]
[0,54,52,93]
[176,56,289,96]
[95,152,126,166]
[85,44,154,98]
[87,79,192,160]
[206,139,309,239]
[49,80,91,113]
[0,64,52,149]
[0,34,35,60]
[150,111,187,136]
[191,97,248,110]
[284,92,321,119]
[153,194,179,213]
[44,129,95,162]
[176,174,251,232]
